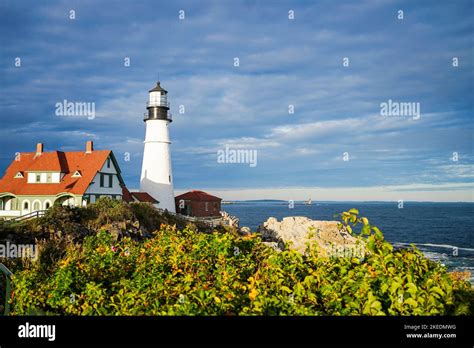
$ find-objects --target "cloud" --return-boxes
[176,182,474,202]
[0,0,472,200]
[438,164,474,179]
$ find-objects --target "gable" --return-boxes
[0,150,118,196]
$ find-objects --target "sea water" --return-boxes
[223,201,474,282]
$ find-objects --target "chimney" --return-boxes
[86,140,94,153]
[36,143,43,156]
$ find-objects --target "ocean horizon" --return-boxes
[222,200,474,203]
[222,201,474,282]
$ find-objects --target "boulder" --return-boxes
[262,241,284,252]
[239,226,252,235]
[259,216,364,257]
[220,211,240,228]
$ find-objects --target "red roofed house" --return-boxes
[0,141,157,219]
[175,190,222,217]
[121,186,158,204]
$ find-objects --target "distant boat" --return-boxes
[305,198,312,205]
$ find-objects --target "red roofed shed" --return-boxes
[175,190,221,217]
[122,186,158,204]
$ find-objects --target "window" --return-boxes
[169,175,171,183]
[107,158,111,168]
[72,171,82,178]
[45,202,51,209]
[14,172,23,178]
[100,174,113,188]
[160,95,167,106]
[36,174,41,183]
[205,202,209,211]
[33,201,40,211]
[47,173,52,182]
[23,201,29,209]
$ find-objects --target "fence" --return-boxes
[0,263,12,315]
[0,210,46,228]
[156,208,230,227]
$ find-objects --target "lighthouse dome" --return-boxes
[149,81,168,94]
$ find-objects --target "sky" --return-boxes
[0,0,473,201]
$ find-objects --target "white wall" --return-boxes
[27,173,36,183]
[85,156,122,196]
[61,197,75,206]
[27,172,60,183]
[140,119,175,212]
[52,173,61,182]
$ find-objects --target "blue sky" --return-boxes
[0,0,473,201]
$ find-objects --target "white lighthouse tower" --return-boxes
[140,81,175,212]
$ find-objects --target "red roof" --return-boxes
[0,149,112,196]
[27,151,69,172]
[121,186,158,204]
[175,190,221,202]
[121,186,134,203]
[131,192,158,203]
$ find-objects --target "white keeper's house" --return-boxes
[0,140,156,219]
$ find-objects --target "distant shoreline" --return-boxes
[221,200,474,204]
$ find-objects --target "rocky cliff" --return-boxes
[258,216,364,257]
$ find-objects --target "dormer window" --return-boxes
[14,172,24,178]
[72,170,82,178]
[27,171,60,183]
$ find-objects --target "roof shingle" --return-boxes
[175,190,221,202]
[0,150,111,196]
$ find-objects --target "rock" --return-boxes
[139,225,150,238]
[262,241,284,252]
[109,227,121,241]
[220,211,240,228]
[239,226,252,235]
[131,220,140,229]
[258,216,364,257]
[101,222,125,240]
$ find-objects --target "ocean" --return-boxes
[223,201,474,282]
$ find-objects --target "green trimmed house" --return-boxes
[0,141,127,219]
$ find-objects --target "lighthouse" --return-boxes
[140,81,175,212]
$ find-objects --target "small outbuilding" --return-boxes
[175,190,222,217]
[122,186,158,205]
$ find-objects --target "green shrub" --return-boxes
[129,202,176,231]
[8,210,473,316]
[85,197,134,228]
[39,204,83,233]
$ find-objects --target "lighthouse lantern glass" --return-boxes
[149,91,167,107]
